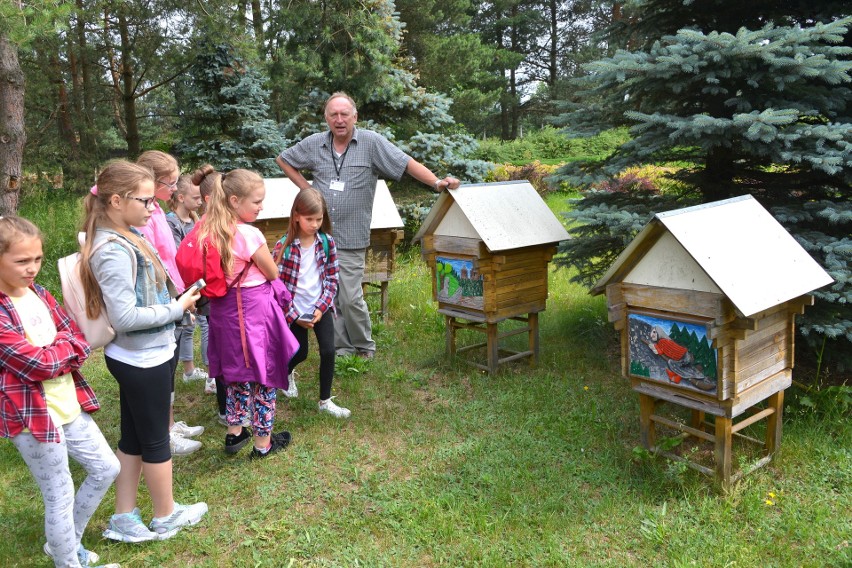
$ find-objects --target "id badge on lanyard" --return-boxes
[331,135,351,192]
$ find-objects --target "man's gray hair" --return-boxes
[324,92,357,115]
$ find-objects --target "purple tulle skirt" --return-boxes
[207,279,298,389]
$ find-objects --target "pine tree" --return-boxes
[552,2,852,369]
[176,41,286,175]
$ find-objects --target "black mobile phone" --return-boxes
[191,278,206,291]
[298,313,314,321]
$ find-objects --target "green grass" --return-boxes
[2,194,850,567]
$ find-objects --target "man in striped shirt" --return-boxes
[276,92,460,358]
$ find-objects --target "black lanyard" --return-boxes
[329,133,352,180]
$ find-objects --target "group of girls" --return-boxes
[0,152,350,566]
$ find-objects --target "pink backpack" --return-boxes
[58,234,136,349]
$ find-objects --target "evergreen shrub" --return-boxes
[486,161,565,194]
[397,198,438,245]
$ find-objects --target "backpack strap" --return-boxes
[93,235,139,291]
[229,259,254,369]
[280,232,330,261]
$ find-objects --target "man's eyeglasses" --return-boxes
[158,179,178,190]
[127,196,157,208]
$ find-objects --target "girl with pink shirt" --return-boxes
[195,168,298,459]
[136,151,203,456]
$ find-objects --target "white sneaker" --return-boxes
[170,432,202,456]
[171,421,204,438]
[149,501,208,539]
[204,377,217,394]
[44,542,107,566]
[182,368,209,382]
[318,397,351,419]
[283,373,298,398]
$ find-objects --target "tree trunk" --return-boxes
[251,0,265,59]
[0,33,25,215]
[548,0,557,86]
[118,13,139,156]
[51,50,80,161]
[75,0,96,153]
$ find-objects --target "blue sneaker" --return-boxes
[103,508,159,543]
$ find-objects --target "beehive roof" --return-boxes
[258,178,403,229]
[413,181,570,252]
[591,195,834,317]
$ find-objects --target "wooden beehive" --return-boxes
[414,181,569,372]
[256,178,404,317]
[592,195,834,486]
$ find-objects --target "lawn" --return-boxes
[0,191,849,567]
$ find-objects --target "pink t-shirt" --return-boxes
[227,223,269,288]
[139,202,185,292]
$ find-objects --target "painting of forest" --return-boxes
[627,313,718,393]
[436,256,484,310]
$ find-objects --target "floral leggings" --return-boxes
[12,412,120,568]
[225,382,277,437]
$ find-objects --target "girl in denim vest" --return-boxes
[79,160,207,543]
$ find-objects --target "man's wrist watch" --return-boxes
[433,178,442,192]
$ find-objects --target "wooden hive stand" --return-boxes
[637,387,784,491]
[439,307,540,374]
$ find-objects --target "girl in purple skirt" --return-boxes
[199,169,299,460]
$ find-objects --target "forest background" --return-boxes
[0,3,849,394]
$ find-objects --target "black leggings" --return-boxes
[106,356,172,463]
[288,312,336,400]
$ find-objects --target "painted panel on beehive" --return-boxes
[627,312,718,394]
[624,232,722,294]
[435,255,485,311]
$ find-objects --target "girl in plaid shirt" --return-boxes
[0,216,121,568]
[274,189,350,418]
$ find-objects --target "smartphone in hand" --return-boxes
[298,312,314,321]
[190,278,206,292]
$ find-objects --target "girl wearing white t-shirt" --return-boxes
[273,188,349,418]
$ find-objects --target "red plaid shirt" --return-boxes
[273,233,339,325]
[0,285,98,442]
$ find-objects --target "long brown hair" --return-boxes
[279,188,332,254]
[79,160,167,319]
[168,175,200,222]
[196,169,264,274]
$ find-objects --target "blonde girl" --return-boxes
[80,160,207,542]
[0,216,121,568]
[166,175,209,384]
[136,150,204,456]
[273,188,350,418]
[197,168,298,459]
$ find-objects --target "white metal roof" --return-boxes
[258,179,403,229]
[413,181,570,252]
[592,195,834,317]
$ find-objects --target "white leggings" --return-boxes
[12,412,120,568]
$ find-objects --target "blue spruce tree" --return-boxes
[553,2,852,370]
[176,41,286,175]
